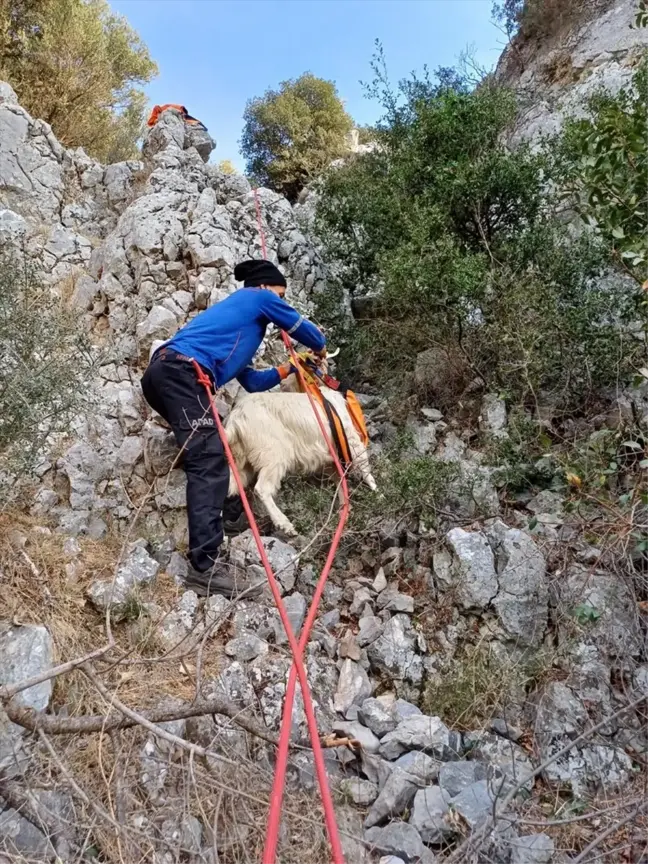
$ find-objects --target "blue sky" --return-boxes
[111,0,505,170]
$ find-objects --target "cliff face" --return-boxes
[0,87,325,541]
[496,0,647,145]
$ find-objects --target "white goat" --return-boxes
[224,373,377,536]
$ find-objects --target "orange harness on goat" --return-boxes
[293,354,369,470]
[147,104,206,128]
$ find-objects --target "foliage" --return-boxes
[423,641,551,729]
[217,159,237,175]
[240,72,353,201]
[634,0,648,28]
[316,51,631,411]
[0,251,94,473]
[558,55,648,283]
[0,0,157,163]
[492,0,613,42]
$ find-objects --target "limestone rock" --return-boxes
[367,614,423,689]
[511,833,554,864]
[379,715,461,762]
[334,659,373,715]
[489,523,548,647]
[410,785,454,843]
[445,528,498,610]
[0,624,54,711]
[364,822,429,864]
[87,545,160,618]
[364,766,419,828]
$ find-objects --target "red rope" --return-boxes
[198,189,347,863]
[191,360,345,864]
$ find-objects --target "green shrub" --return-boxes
[315,51,634,413]
[0,0,157,163]
[0,252,94,474]
[241,72,353,201]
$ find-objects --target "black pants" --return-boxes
[141,349,229,573]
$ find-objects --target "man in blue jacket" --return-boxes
[141,259,326,597]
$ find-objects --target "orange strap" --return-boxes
[147,103,204,128]
[298,377,352,467]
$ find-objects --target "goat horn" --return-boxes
[326,347,340,359]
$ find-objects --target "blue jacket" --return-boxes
[164,287,325,392]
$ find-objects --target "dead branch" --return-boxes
[571,800,648,864]
[7,691,277,745]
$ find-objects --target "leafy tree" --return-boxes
[240,72,353,200]
[0,0,157,163]
[315,50,634,410]
[0,250,94,474]
[558,55,647,282]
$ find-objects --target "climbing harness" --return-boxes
[292,351,370,471]
[147,103,206,129]
[189,189,350,864]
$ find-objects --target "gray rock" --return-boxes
[450,779,495,828]
[526,490,564,516]
[156,590,200,652]
[379,858,406,864]
[438,761,487,799]
[376,587,414,614]
[136,305,177,355]
[445,528,498,610]
[364,766,419,828]
[339,777,379,806]
[87,546,160,617]
[350,586,373,616]
[480,393,508,437]
[359,698,398,738]
[230,532,298,594]
[490,524,548,647]
[510,833,554,864]
[272,592,306,645]
[357,615,383,647]
[184,124,216,162]
[364,822,428,863]
[333,719,380,754]
[410,785,453,843]
[379,715,461,762]
[393,699,423,721]
[463,732,534,795]
[561,565,643,658]
[0,624,54,710]
[373,568,388,593]
[334,659,373,714]
[394,751,440,784]
[338,805,372,864]
[0,807,53,858]
[225,633,268,662]
[367,614,423,687]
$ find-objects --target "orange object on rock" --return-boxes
[147,103,206,129]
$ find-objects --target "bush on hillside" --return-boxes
[240,72,353,201]
[0,252,94,474]
[558,55,648,284]
[0,0,157,163]
[315,51,635,412]
[492,0,614,43]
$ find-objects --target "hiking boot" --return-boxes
[223,511,249,536]
[223,495,248,536]
[183,561,262,599]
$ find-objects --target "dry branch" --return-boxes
[7,691,277,745]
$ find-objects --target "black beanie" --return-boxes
[234,259,287,288]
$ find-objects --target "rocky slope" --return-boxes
[495,0,648,145]
[1,11,648,861]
